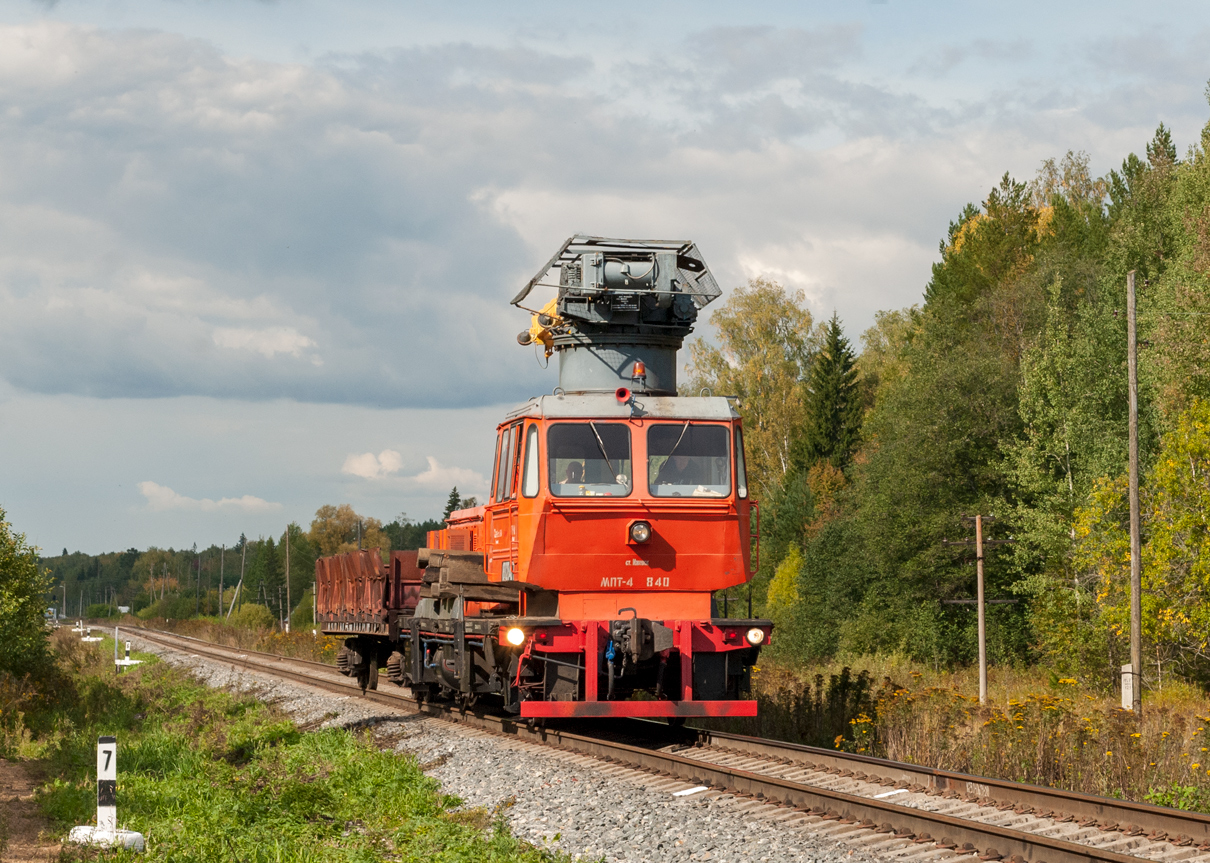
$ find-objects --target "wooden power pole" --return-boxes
[975,515,987,704]
[285,526,291,633]
[944,515,1015,705]
[1127,270,1143,714]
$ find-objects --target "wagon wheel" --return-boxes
[357,657,379,694]
[666,716,686,729]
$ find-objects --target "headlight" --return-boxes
[746,627,766,645]
[629,521,651,543]
[505,627,526,646]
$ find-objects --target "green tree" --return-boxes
[309,504,389,556]
[686,277,817,501]
[443,487,461,521]
[785,174,1043,665]
[1072,399,1210,686]
[384,516,445,550]
[0,507,52,676]
[279,523,317,618]
[795,314,862,471]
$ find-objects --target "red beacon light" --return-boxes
[630,361,647,390]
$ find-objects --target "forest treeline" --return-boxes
[691,116,1210,692]
[19,116,1210,695]
[40,504,450,625]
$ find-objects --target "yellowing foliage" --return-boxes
[1074,399,1210,674]
[767,545,802,616]
[946,212,985,256]
[686,277,817,501]
[805,462,846,538]
[309,504,390,557]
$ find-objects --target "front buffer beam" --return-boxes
[506,616,771,719]
[520,699,756,718]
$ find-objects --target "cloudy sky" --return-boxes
[1,0,1208,554]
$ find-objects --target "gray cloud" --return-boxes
[1,20,1208,414]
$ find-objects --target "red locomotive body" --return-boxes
[318,236,771,720]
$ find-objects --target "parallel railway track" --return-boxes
[130,627,1210,863]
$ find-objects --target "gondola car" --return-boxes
[317,236,771,719]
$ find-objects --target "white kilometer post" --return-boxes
[114,627,143,673]
[67,736,145,851]
[97,735,117,833]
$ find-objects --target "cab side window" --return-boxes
[493,426,514,502]
[735,427,748,499]
[503,422,522,498]
[521,425,540,497]
[491,430,505,502]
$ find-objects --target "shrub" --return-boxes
[290,588,315,628]
[0,506,51,677]
[137,594,200,621]
[229,603,275,630]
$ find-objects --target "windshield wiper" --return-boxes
[588,422,621,481]
[666,421,691,459]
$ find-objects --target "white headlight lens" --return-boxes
[505,627,526,646]
[630,521,651,543]
[746,627,766,645]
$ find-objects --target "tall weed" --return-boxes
[744,658,1210,810]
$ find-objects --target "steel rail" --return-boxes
[696,730,1210,846]
[128,628,1205,863]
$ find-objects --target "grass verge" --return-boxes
[10,629,576,862]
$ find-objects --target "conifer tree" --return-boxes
[796,314,862,471]
[443,486,461,521]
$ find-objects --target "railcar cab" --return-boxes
[465,392,768,719]
[482,392,757,620]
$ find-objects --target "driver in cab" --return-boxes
[656,454,706,486]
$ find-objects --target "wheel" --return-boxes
[667,716,686,729]
[368,657,379,691]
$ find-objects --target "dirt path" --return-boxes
[0,757,61,863]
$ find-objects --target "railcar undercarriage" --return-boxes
[325,549,769,718]
[335,611,769,718]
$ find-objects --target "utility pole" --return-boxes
[219,545,225,618]
[1127,270,1143,714]
[943,515,1015,705]
[976,515,986,704]
[225,541,246,622]
[285,526,291,633]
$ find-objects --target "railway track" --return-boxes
[130,627,1210,863]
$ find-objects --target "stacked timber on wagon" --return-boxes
[315,549,424,636]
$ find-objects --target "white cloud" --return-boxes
[212,326,319,360]
[137,480,280,512]
[341,451,485,491]
[341,449,404,479]
[412,456,486,492]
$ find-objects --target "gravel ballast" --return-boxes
[127,634,924,863]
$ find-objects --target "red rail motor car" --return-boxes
[317,236,771,720]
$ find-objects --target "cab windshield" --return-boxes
[547,423,632,497]
[647,423,731,497]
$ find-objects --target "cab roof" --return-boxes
[504,393,739,422]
